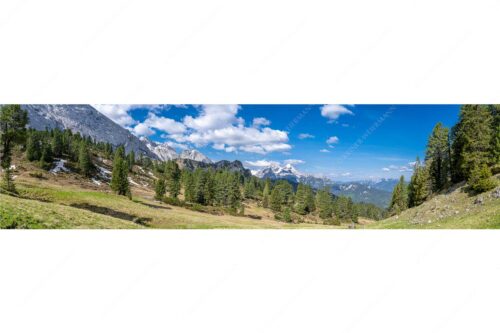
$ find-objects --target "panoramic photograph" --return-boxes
[0,104,498,229]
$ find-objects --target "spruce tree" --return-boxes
[389,175,407,215]
[468,164,497,193]
[110,148,129,196]
[490,105,500,166]
[127,151,135,172]
[451,105,494,181]
[164,160,181,198]
[26,131,42,161]
[183,171,196,203]
[408,157,429,207]
[51,129,63,157]
[315,187,333,219]
[227,173,242,209]
[78,141,93,177]
[262,179,270,208]
[0,105,28,193]
[154,178,166,200]
[40,144,54,170]
[425,122,450,192]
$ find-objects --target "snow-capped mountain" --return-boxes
[253,163,303,182]
[23,104,155,158]
[139,137,179,161]
[180,149,212,163]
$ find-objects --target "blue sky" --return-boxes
[92,104,460,181]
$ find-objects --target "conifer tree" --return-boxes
[468,163,497,193]
[451,105,494,181]
[110,148,129,196]
[262,179,270,208]
[39,144,54,170]
[164,160,181,198]
[78,141,94,177]
[408,157,429,207]
[389,175,407,215]
[0,105,28,192]
[490,105,500,166]
[183,171,196,203]
[51,129,63,157]
[127,151,135,171]
[154,178,166,200]
[227,173,242,209]
[425,122,450,192]
[26,131,42,161]
[315,187,333,219]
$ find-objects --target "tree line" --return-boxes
[389,104,499,215]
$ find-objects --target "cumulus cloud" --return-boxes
[143,113,187,134]
[298,133,314,139]
[320,149,330,153]
[321,104,354,122]
[244,160,280,168]
[326,136,339,145]
[183,105,242,131]
[92,104,137,127]
[133,123,155,136]
[382,167,390,171]
[252,117,271,127]
[284,159,305,165]
[341,172,352,177]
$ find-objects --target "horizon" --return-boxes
[91,104,460,181]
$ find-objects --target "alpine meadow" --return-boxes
[0,104,498,229]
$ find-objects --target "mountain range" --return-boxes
[251,163,395,207]
[23,104,211,164]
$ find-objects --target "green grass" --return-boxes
[367,179,500,229]
[0,178,338,229]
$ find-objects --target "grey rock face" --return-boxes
[23,104,155,158]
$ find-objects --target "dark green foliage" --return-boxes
[164,160,181,198]
[315,187,333,219]
[408,157,430,208]
[468,164,497,193]
[354,202,387,220]
[262,179,270,208]
[127,151,135,171]
[51,128,64,157]
[39,144,54,170]
[294,183,315,215]
[389,176,408,215]
[183,171,196,203]
[269,180,294,212]
[154,178,166,200]
[78,141,94,177]
[282,207,292,223]
[0,105,28,192]
[110,149,129,196]
[425,122,451,192]
[451,105,494,182]
[26,131,42,161]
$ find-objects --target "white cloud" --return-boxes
[176,125,291,154]
[284,159,305,165]
[252,117,271,127]
[244,160,280,168]
[92,104,137,127]
[326,136,339,145]
[320,149,330,153]
[382,167,390,171]
[133,123,155,136]
[183,105,242,131]
[321,104,354,122]
[143,113,187,134]
[298,133,314,139]
[341,172,352,177]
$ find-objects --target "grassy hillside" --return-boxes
[368,176,500,229]
[0,162,339,229]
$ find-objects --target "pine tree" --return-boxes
[294,183,315,215]
[425,122,450,192]
[227,173,242,209]
[315,187,333,219]
[451,105,494,181]
[468,163,497,193]
[110,148,129,196]
[26,131,42,161]
[127,151,135,171]
[183,171,196,203]
[408,157,429,207]
[0,105,28,192]
[164,160,181,198]
[262,179,270,208]
[282,207,293,223]
[490,105,500,166]
[78,141,93,177]
[51,129,63,157]
[40,144,53,170]
[389,175,407,215]
[154,178,166,200]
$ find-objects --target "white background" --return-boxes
[1,0,500,332]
